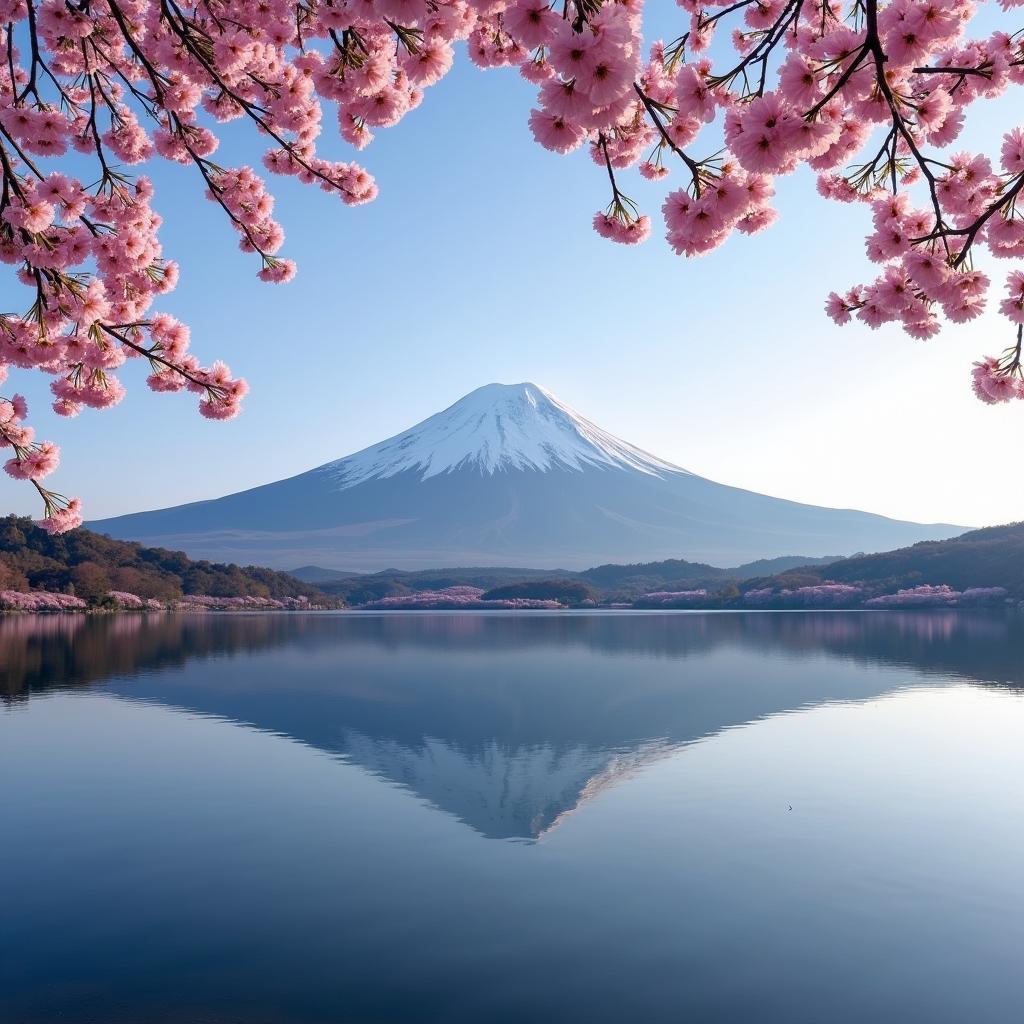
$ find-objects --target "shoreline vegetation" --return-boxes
[1,596,1019,615]
[2,516,1023,615]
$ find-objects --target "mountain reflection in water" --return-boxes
[3,610,1020,841]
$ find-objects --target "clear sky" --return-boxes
[1,23,1021,531]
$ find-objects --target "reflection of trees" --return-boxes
[742,610,1022,687]
[0,613,321,698]
[3,609,1023,701]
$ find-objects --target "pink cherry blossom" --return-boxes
[865,585,962,607]
[0,589,88,611]
[999,271,1024,323]
[360,586,564,609]
[529,109,587,153]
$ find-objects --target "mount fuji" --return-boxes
[92,382,964,570]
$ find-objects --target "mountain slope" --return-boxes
[91,383,965,570]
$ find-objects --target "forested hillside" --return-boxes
[305,525,1022,609]
[3,517,1020,612]
[0,517,327,605]
[746,524,1024,600]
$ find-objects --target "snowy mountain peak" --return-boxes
[322,382,689,488]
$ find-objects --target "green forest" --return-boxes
[0,517,327,604]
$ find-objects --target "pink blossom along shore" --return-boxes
[0,585,565,611]
[357,586,564,609]
[742,583,1011,607]
[0,589,321,610]
[1,583,1015,612]
[631,583,1012,607]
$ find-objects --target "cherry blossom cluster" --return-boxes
[742,582,863,605]
[361,585,564,608]
[636,588,708,605]
[0,587,87,609]
[788,582,864,605]
[177,594,312,610]
[1,386,77,528]
[739,581,1008,607]
[107,589,163,608]
[0,0,439,529]
[2,0,1023,533]
[865,584,963,606]
[0,588,319,610]
[510,0,1024,404]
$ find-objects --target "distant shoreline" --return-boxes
[3,605,1020,617]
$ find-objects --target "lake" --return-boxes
[2,610,1023,1023]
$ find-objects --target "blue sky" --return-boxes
[1,26,1021,530]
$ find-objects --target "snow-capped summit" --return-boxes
[92,383,965,570]
[324,382,687,487]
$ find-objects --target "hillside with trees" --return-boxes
[481,580,600,606]
[0,517,329,607]
[309,567,572,607]
[305,525,1023,610]
[308,556,844,607]
[3,519,1021,612]
[772,525,1024,593]
[739,524,1024,606]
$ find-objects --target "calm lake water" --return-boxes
[2,610,1023,1023]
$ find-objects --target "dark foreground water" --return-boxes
[2,611,1023,1024]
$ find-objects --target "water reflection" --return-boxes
[3,610,1021,840]
[4,608,1022,695]
[3,612,1024,1024]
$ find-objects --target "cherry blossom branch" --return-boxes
[155,0,348,193]
[99,323,229,400]
[633,83,703,194]
[862,0,951,254]
[912,65,993,78]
